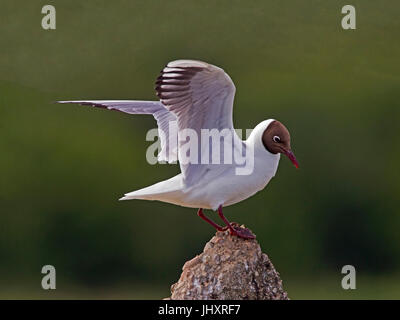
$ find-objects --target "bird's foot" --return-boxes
[228,222,256,240]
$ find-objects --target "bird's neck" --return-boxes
[244,124,281,176]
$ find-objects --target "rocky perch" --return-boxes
[168,224,289,300]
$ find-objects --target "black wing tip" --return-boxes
[55,101,113,110]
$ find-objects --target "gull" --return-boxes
[58,60,299,239]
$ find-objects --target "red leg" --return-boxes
[217,205,256,239]
[197,208,227,232]
[217,206,239,235]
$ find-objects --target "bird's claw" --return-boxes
[228,223,256,239]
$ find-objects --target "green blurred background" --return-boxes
[1,0,399,299]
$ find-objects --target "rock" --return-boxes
[168,225,289,300]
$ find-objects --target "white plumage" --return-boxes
[58,60,282,211]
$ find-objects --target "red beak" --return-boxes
[284,150,299,169]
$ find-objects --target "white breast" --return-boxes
[178,151,280,210]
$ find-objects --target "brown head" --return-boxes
[262,120,299,168]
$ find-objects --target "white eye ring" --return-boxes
[273,136,281,143]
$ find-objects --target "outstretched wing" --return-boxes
[57,100,178,162]
[155,60,241,187]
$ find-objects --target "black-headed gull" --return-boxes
[58,60,299,239]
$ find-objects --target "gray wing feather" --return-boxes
[155,60,242,187]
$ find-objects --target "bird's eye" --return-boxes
[273,136,281,143]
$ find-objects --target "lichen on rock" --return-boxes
[168,225,289,300]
